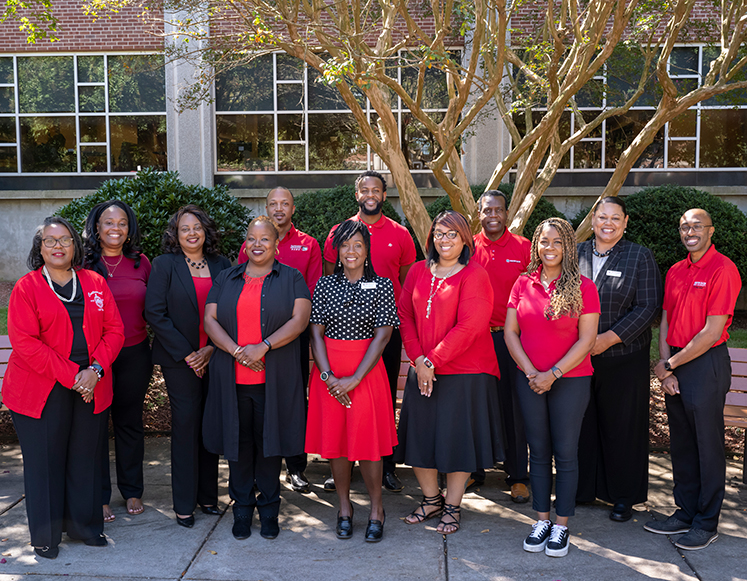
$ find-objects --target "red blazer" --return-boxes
[4,268,125,418]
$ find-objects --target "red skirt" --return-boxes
[305,337,398,462]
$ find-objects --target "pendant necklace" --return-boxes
[43,266,77,303]
[186,255,207,269]
[103,254,124,278]
[591,238,614,258]
[426,263,458,319]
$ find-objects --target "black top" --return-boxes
[577,239,662,358]
[53,278,89,367]
[202,260,311,462]
[311,274,399,340]
[145,253,232,367]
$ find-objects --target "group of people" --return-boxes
[3,169,741,560]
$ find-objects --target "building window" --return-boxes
[0,53,166,174]
[214,51,458,174]
[511,44,747,172]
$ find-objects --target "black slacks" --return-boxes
[162,365,219,515]
[229,384,282,518]
[577,347,650,506]
[667,343,731,532]
[381,327,403,474]
[12,383,107,549]
[285,325,309,474]
[102,339,152,504]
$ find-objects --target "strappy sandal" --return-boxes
[437,503,461,535]
[405,493,444,525]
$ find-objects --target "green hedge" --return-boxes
[56,169,252,261]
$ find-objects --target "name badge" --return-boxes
[606,270,622,278]
[361,282,377,290]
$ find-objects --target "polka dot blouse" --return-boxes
[311,273,400,340]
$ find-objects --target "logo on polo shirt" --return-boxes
[506,259,522,263]
[693,281,707,287]
[290,245,309,252]
[88,290,105,311]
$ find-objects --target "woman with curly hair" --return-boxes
[504,217,600,558]
[83,200,152,522]
[145,205,231,527]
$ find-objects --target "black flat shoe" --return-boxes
[200,505,220,515]
[83,534,108,547]
[365,511,385,543]
[260,516,280,539]
[610,503,632,522]
[382,471,404,492]
[232,505,254,540]
[286,471,311,493]
[177,514,195,528]
[336,504,354,539]
[34,546,59,559]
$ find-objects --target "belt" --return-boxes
[490,326,504,332]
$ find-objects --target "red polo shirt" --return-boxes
[323,214,416,303]
[473,229,531,327]
[662,244,741,348]
[507,270,600,377]
[239,224,322,296]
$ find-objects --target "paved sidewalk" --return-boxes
[0,437,745,581]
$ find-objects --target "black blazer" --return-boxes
[578,239,662,358]
[145,252,231,368]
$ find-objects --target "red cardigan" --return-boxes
[5,268,125,418]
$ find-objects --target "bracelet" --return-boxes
[232,345,242,358]
[263,338,272,351]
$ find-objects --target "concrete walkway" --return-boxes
[0,437,745,581]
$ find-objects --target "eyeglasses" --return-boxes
[679,223,712,234]
[42,236,73,248]
[433,230,459,240]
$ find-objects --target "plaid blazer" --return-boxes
[577,239,662,358]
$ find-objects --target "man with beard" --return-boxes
[322,170,417,493]
[239,186,322,493]
[646,208,740,550]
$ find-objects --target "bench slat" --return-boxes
[732,361,747,377]
[728,347,747,362]
[0,336,10,349]
[725,390,747,406]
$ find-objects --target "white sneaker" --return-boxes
[545,524,569,557]
[523,519,552,552]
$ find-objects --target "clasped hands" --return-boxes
[324,375,359,408]
[414,356,436,397]
[654,359,680,396]
[185,346,214,378]
[72,368,98,403]
[523,367,555,395]
[233,342,269,372]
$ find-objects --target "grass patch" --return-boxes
[0,308,6,335]
[651,325,747,361]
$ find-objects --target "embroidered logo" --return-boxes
[693,281,707,288]
[290,244,308,252]
[506,259,522,264]
[88,290,105,311]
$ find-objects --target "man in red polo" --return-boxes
[239,186,322,493]
[323,170,417,492]
[645,208,741,550]
[470,190,532,502]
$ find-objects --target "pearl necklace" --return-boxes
[591,238,614,258]
[426,263,458,319]
[43,266,77,303]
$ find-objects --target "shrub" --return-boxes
[624,184,747,283]
[56,169,252,261]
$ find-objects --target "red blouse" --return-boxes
[193,276,213,349]
[235,274,267,384]
[398,261,499,377]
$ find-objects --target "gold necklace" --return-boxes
[102,254,124,278]
[426,263,458,319]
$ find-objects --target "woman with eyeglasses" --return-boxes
[395,211,504,535]
[5,217,124,559]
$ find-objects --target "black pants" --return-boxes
[229,384,282,518]
[667,344,731,532]
[285,326,309,474]
[577,347,650,506]
[162,366,219,515]
[12,383,108,549]
[102,339,152,504]
[381,326,402,474]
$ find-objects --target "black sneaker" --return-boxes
[643,515,691,535]
[674,528,718,550]
[523,519,552,552]
[545,524,569,557]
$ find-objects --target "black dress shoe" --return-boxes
[365,511,385,543]
[232,505,254,540]
[34,546,59,559]
[286,471,311,493]
[323,475,337,492]
[610,503,633,522]
[336,505,354,539]
[200,505,221,515]
[260,516,280,539]
[177,514,195,528]
[382,471,404,492]
[83,534,108,546]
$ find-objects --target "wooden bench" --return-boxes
[0,335,10,411]
[727,347,747,484]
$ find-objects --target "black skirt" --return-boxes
[394,368,505,473]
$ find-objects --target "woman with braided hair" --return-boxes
[504,217,600,558]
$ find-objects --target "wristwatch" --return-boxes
[88,363,104,381]
[320,370,334,382]
[550,366,563,379]
[664,359,673,371]
[423,357,434,369]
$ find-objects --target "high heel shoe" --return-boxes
[176,514,195,528]
[365,510,385,542]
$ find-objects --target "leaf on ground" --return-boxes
[481,529,489,533]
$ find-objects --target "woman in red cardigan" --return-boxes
[5,217,124,560]
[395,211,504,535]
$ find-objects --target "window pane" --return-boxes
[278,144,305,171]
[216,114,274,171]
[667,140,695,168]
[215,56,273,112]
[605,111,664,168]
[276,54,303,80]
[0,146,16,172]
[78,56,104,84]
[401,55,453,109]
[80,116,107,143]
[402,112,446,169]
[703,47,747,105]
[108,55,166,113]
[18,56,75,113]
[574,110,603,138]
[277,84,303,111]
[573,141,602,169]
[700,109,747,167]
[308,113,367,170]
[0,87,13,113]
[674,78,698,95]
[0,57,13,84]
[0,117,15,142]
[81,145,108,172]
[20,117,77,172]
[669,110,696,137]
[79,86,105,113]
[670,48,698,76]
[607,48,660,107]
[109,115,167,171]
[277,114,303,141]
[576,79,603,108]
[308,65,365,110]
